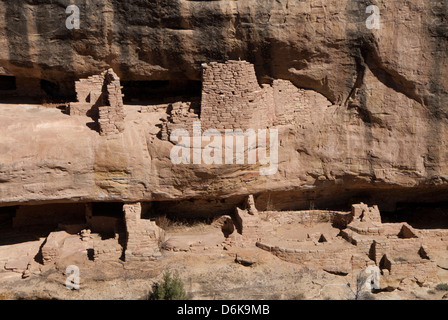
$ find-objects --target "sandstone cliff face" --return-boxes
[0,1,448,213]
[1,1,446,103]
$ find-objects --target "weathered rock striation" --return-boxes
[1,0,448,300]
[0,1,447,223]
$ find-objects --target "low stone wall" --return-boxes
[264,210,344,225]
[68,102,96,117]
[139,105,167,113]
[69,69,125,136]
[256,241,361,272]
[418,229,448,239]
[387,259,438,282]
[347,224,384,235]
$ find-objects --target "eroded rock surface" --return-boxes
[0,1,447,210]
[0,0,448,300]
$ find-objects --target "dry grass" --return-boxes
[155,215,211,233]
[0,292,15,300]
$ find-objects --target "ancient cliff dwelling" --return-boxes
[0,0,447,303]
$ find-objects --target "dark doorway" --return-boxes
[0,206,16,228]
[0,75,16,90]
[40,79,59,98]
[89,202,125,239]
[91,202,123,218]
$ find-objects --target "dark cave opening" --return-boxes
[0,205,16,229]
[0,201,130,256]
[147,196,246,222]
[0,203,86,246]
[39,79,75,103]
[253,186,448,230]
[0,76,75,104]
[12,203,86,230]
[121,79,202,105]
[91,202,124,218]
[1,189,448,247]
[380,202,448,229]
[0,75,16,91]
[90,202,125,240]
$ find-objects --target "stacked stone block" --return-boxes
[272,79,332,126]
[272,80,307,126]
[69,74,104,117]
[199,61,331,132]
[351,203,382,224]
[159,60,332,140]
[200,60,274,131]
[75,74,104,104]
[123,202,164,262]
[165,101,200,138]
[69,69,125,136]
[98,70,125,136]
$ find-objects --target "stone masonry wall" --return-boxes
[165,101,200,138]
[69,69,125,136]
[98,70,125,136]
[272,79,331,126]
[200,60,274,130]
[69,74,104,117]
[75,75,104,105]
[198,60,330,131]
[123,202,164,261]
[161,60,331,139]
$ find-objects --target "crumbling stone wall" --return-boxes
[199,61,331,131]
[69,69,125,136]
[41,231,66,265]
[351,203,382,224]
[98,70,125,136]
[252,202,445,285]
[272,79,306,126]
[225,195,273,246]
[256,242,358,272]
[159,60,331,140]
[200,60,275,130]
[271,79,332,126]
[123,202,164,261]
[164,101,200,139]
[69,73,104,117]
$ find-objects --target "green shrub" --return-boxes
[435,283,448,291]
[149,270,190,300]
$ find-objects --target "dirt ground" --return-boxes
[0,216,447,300]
